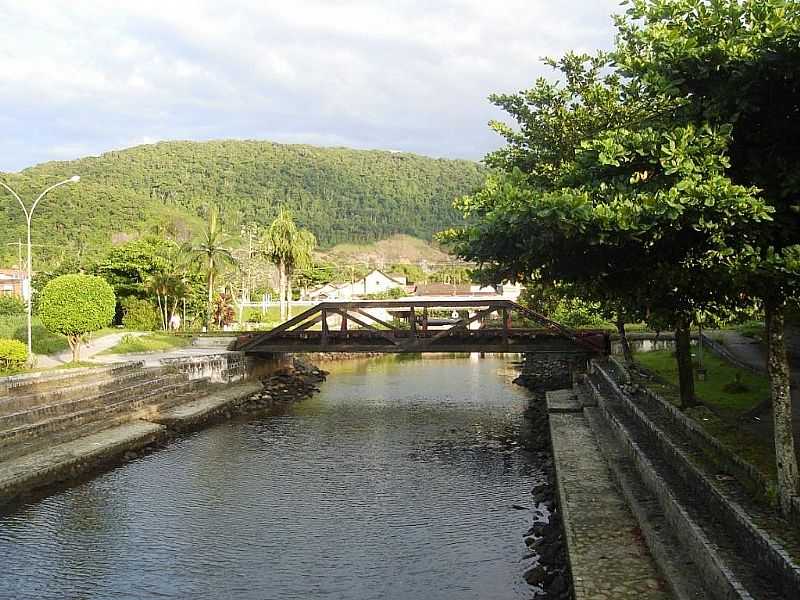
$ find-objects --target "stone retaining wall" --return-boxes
[590,360,800,598]
[608,358,770,499]
[158,352,288,383]
[0,361,144,397]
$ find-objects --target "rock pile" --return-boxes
[245,360,328,409]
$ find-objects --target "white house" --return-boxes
[307,270,407,300]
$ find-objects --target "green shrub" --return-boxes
[120,297,160,331]
[0,337,27,372]
[0,296,25,316]
[39,274,116,362]
[244,308,263,323]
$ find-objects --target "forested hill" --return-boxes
[0,140,486,268]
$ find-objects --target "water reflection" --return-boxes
[0,355,542,600]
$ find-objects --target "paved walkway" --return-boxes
[35,331,145,369]
[548,391,671,600]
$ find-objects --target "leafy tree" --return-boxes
[38,274,116,362]
[285,229,316,310]
[388,263,425,284]
[613,0,800,518]
[444,53,768,409]
[428,266,474,285]
[94,237,173,299]
[185,207,235,330]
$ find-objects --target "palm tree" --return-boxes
[186,206,235,330]
[263,209,316,320]
[285,229,316,316]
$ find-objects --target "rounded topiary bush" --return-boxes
[39,274,116,362]
[0,338,27,373]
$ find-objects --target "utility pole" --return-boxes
[0,176,81,365]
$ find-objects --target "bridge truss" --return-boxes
[235,299,609,355]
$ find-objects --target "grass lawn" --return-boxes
[100,332,190,355]
[633,349,769,413]
[0,315,69,355]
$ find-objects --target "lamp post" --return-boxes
[0,175,81,364]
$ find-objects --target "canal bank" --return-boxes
[0,355,550,600]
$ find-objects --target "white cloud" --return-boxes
[0,0,621,171]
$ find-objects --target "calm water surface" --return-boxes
[0,355,543,600]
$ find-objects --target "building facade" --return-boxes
[0,268,24,298]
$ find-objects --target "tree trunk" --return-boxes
[206,270,214,331]
[766,300,799,515]
[674,313,697,409]
[69,335,80,363]
[616,314,633,364]
[278,260,287,321]
[171,297,180,330]
[158,294,167,330]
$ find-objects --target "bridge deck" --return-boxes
[235,299,610,355]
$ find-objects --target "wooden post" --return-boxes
[423,307,428,332]
[340,311,348,332]
[409,306,417,338]
[321,309,329,346]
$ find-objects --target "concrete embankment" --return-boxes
[519,353,800,600]
[0,353,325,507]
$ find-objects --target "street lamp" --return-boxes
[0,175,81,364]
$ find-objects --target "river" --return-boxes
[0,355,545,600]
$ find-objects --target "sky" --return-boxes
[0,0,622,172]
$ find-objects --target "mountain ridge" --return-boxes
[0,139,486,268]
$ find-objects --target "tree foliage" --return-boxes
[262,209,316,319]
[120,296,160,331]
[38,274,116,362]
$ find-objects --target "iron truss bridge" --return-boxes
[234,299,610,356]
